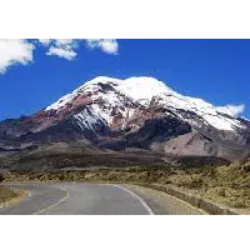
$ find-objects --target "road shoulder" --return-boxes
[0,186,28,209]
[126,184,207,215]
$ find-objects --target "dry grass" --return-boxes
[0,186,20,205]
[166,162,250,210]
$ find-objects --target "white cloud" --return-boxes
[0,39,34,74]
[38,32,119,60]
[99,39,119,54]
[47,46,76,60]
[86,39,119,55]
[38,39,79,60]
[217,104,245,118]
[0,39,119,74]
[55,32,73,46]
[38,39,52,46]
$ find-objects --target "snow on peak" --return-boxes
[45,93,74,111]
[45,75,245,132]
[115,77,175,104]
[81,76,175,105]
[83,76,122,87]
[45,76,173,111]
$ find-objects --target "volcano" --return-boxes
[0,76,249,162]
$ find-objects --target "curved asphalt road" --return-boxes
[0,183,205,215]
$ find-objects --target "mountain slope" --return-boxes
[0,76,249,162]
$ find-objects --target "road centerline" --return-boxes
[33,187,69,215]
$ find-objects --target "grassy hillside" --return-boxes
[0,142,229,172]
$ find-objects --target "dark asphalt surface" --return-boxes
[0,183,204,215]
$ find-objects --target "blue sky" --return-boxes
[0,39,249,121]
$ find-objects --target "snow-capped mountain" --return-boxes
[0,76,249,161]
[46,76,244,131]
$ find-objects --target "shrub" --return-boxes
[0,173,4,183]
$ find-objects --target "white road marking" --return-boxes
[109,184,154,215]
[33,187,69,215]
[30,183,153,215]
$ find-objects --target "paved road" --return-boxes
[0,183,205,215]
